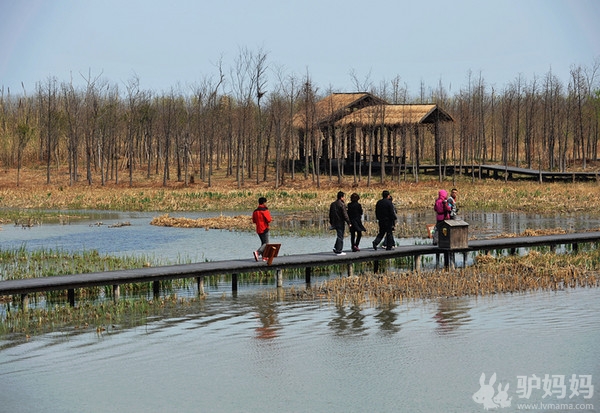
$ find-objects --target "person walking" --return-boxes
[372,190,397,251]
[347,193,367,252]
[252,197,272,261]
[382,195,397,249]
[433,189,451,245]
[329,191,352,255]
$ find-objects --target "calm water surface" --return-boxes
[2,210,600,262]
[1,289,598,412]
[0,211,599,412]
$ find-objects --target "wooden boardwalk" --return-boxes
[474,164,599,182]
[414,164,599,182]
[341,162,599,182]
[1,231,599,307]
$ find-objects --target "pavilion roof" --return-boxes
[334,104,454,127]
[293,92,388,130]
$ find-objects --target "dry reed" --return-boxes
[2,167,600,214]
[290,249,600,306]
[150,213,253,231]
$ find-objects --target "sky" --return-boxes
[1,0,599,98]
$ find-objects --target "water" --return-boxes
[1,211,340,263]
[0,211,599,412]
[1,289,598,412]
[2,210,600,262]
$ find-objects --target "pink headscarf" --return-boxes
[438,189,448,199]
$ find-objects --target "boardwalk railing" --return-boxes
[1,231,599,308]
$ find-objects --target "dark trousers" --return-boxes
[257,230,269,255]
[350,229,363,248]
[333,226,345,253]
[373,223,394,249]
[433,220,445,245]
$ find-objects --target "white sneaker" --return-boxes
[335,251,346,256]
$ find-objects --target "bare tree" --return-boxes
[15,86,34,186]
[137,90,155,179]
[61,79,82,185]
[230,47,259,187]
[158,89,179,186]
[523,77,538,169]
[299,75,318,181]
[125,76,142,186]
[81,70,104,185]
[253,50,268,184]
[284,74,300,184]
[97,84,120,185]
[542,70,562,170]
[37,77,61,184]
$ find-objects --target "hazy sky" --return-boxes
[1,0,599,97]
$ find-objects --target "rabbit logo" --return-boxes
[472,372,512,410]
[493,383,512,408]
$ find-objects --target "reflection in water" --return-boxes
[253,301,280,340]
[433,297,472,335]
[329,305,367,336]
[1,288,599,413]
[374,304,400,334]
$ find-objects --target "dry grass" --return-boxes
[150,213,254,231]
[289,249,600,306]
[1,166,600,215]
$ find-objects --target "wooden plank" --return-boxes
[0,232,598,297]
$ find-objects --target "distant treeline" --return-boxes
[1,51,599,187]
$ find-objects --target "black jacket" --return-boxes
[347,201,366,232]
[375,197,397,227]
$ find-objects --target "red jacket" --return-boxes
[252,205,272,234]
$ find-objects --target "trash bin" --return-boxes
[438,219,469,249]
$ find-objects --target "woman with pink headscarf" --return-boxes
[433,189,451,245]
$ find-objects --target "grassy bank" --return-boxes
[1,167,600,215]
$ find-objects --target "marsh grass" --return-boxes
[289,247,600,307]
[0,294,203,337]
[0,247,161,282]
[2,167,600,214]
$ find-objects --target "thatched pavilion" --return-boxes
[293,92,454,174]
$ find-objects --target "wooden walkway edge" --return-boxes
[1,231,599,306]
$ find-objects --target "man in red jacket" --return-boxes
[252,197,272,261]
